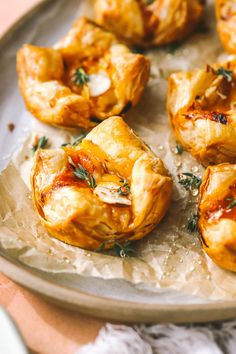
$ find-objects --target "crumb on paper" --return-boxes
[8,123,15,132]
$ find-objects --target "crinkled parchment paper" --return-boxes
[1,0,236,301]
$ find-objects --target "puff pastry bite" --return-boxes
[17,17,150,129]
[94,0,205,47]
[198,163,236,271]
[31,116,173,250]
[216,0,236,54]
[167,59,236,167]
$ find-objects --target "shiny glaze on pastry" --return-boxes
[198,163,236,271]
[95,0,205,46]
[216,0,236,53]
[167,59,236,166]
[17,17,150,129]
[31,116,173,250]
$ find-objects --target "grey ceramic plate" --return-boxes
[1,0,236,324]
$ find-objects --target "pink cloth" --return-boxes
[0,0,40,36]
[0,273,104,353]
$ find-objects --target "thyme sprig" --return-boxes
[178,173,202,191]
[95,242,106,253]
[113,242,135,257]
[31,136,48,154]
[118,179,131,196]
[74,163,96,188]
[216,67,233,83]
[226,198,236,210]
[73,68,90,86]
[187,214,198,233]
[175,144,184,155]
[61,132,88,147]
[95,241,135,258]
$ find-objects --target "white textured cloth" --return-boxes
[78,321,236,354]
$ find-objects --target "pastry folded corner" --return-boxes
[31,116,173,250]
[17,17,150,130]
[198,163,236,271]
[167,59,236,167]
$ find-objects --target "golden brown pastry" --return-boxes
[198,163,236,271]
[31,116,173,251]
[167,59,236,167]
[216,0,236,54]
[94,0,205,46]
[17,17,150,130]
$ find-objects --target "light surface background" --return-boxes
[0,0,42,36]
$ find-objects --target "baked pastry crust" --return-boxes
[17,17,150,129]
[198,163,236,271]
[167,59,236,167]
[94,0,205,46]
[216,0,236,53]
[31,116,173,250]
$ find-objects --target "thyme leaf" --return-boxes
[113,242,135,257]
[90,117,103,124]
[118,179,131,196]
[178,173,202,191]
[61,132,88,147]
[175,144,184,155]
[95,241,135,258]
[216,67,233,83]
[73,68,90,86]
[95,242,106,253]
[197,21,209,34]
[145,0,155,4]
[167,42,181,54]
[211,112,227,125]
[74,163,96,188]
[31,136,48,154]
[120,101,132,114]
[72,132,88,145]
[227,199,236,210]
[187,214,198,233]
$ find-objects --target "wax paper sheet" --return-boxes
[1,0,236,301]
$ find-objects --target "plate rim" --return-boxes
[1,0,236,324]
[2,255,236,324]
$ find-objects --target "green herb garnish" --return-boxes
[167,42,181,54]
[120,101,132,115]
[90,117,103,124]
[72,132,88,145]
[61,132,88,147]
[118,179,131,196]
[31,136,48,154]
[145,0,155,4]
[227,199,236,210]
[175,144,184,155]
[178,173,202,191]
[113,242,135,258]
[74,163,96,188]
[197,21,209,34]
[73,68,90,86]
[211,112,227,125]
[216,67,233,83]
[95,240,135,257]
[187,214,198,233]
[95,242,106,253]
